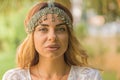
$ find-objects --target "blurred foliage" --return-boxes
[117,45,120,53]
[0,0,71,14]
[116,36,120,54]
[97,39,108,55]
[0,9,27,52]
[0,0,40,13]
[74,23,88,40]
[85,0,120,22]
[84,44,95,57]
[0,0,34,52]
[102,71,116,80]
[0,51,16,79]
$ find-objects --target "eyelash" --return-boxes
[37,27,66,33]
[56,28,66,32]
[38,28,48,32]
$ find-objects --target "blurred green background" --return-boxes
[0,0,120,80]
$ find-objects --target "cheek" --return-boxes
[62,35,69,54]
[61,34,69,48]
[34,34,46,51]
[34,35,40,51]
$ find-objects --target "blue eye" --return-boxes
[39,28,48,32]
[56,27,66,32]
[60,28,65,31]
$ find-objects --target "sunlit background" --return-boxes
[0,0,120,80]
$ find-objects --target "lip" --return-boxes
[45,44,60,51]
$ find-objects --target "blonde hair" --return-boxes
[17,2,88,68]
[64,27,88,66]
[17,33,35,68]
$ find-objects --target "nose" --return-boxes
[48,29,57,42]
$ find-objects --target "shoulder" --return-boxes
[71,66,102,80]
[2,68,30,80]
[72,66,99,74]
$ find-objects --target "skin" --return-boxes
[30,14,70,80]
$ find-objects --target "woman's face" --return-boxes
[34,14,69,59]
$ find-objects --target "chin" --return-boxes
[43,52,64,59]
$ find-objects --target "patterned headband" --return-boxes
[26,2,72,33]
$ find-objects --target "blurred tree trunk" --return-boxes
[117,0,120,8]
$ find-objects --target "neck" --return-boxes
[37,56,69,77]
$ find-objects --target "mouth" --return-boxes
[45,44,60,51]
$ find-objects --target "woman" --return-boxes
[2,1,102,80]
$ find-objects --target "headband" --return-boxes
[26,2,72,33]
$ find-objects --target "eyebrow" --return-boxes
[40,24,49,27]
[39,22,66,27]
[56,22,66,27]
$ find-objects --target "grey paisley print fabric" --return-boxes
[2,66,102,80]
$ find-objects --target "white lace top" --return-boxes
[2,66,102,80]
